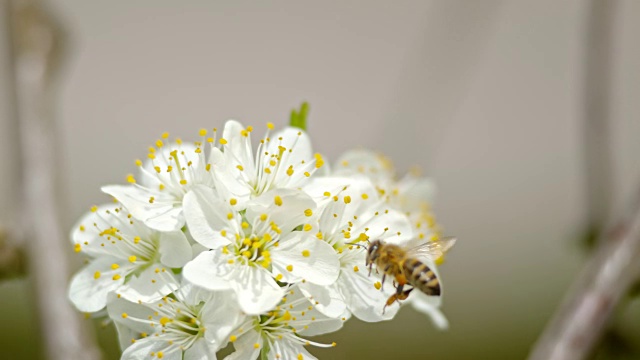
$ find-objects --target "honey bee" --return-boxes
[365,237,456,312]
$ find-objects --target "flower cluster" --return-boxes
[69,115,452,359]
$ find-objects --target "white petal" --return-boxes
[117,265,179,304]
[410,293,449,330]
[337,267,399,322]
[102,185,184,232]
[68,257,125,312]
[222,120,256,175]
[333,148,395,182]
[71,204,129,258]
[230,265,285,315]
[106,292,158,335]
[246,188,316,234]
[182,251,232,291]
[270,233,339,285]
[224,329,261,360]
[269,340,317,360]
[184,338,218,360]
[201,291,244,346]
[122,337,180,360]
[158,230,192,268]
[268,127,313,167]
[298,282,346,319]
[183,185,234,249]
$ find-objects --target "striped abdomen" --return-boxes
[402,258,440,296]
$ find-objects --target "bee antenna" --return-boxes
[344,242,368,250]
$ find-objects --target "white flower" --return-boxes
[211,120,323,209]
[103,134,216,232]
[224,285,344,360]
[68,204,191,312]
[298,176,415,322]
[107,284,242,360]
[182,186,339,315]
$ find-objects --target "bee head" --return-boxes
[365,239,382,266]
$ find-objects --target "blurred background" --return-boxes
[1,0,640,359]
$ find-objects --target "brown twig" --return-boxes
[8,0,101,359]
[529,189,640,360]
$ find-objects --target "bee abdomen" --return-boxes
[404,258,440,296]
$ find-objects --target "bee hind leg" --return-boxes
[382,287,414,315]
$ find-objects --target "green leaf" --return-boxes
[289,102,310,131]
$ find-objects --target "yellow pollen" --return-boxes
[302,250,310,257]
[149,196,155,204]
[230,198,237,206]
[156,140,163,148]
[205,164,211,171]
[159,317,171,326]
[236,165,244,171]
[161,132,169,139]
[133,236,141,244]
[374,282,382,290]
[111,263,119,270]
[229,335,237,342]
[254,343,260,349]
[74,243,82,253]
[260,213,268,221]
[180,179,187,185]
[323,191,331,197]
[353,266,359,272]
[113,274,121,281]
[243,251,252,258]
[93,271,101,279]
[221,230,227,237]
[126,174,136,184]
[269,160,277,166]
[344,196,351,204]
[264,168,272,174]
[275,274,283,281]
[362,193,369,199]
[157,351,164,359]
[176,138,183,145]
[227,213,234,220]
[267,122,274,129]
[228,259,234,264]
[286,166,294,176]
[286,264,293,272]
[199,128,207,136]
[274,196,283,206]
[147,153,156,160]
[316,232,323,240]
[358,233,369,242]
[121,313,128,318]
[303,224,312,232]
[128,256,136,263]
[219,138,228,145]
[304,209,313,217]
[241,221,249,229]
[166,165,173,172]
[264,233,272,242]
[135,159,142,167]
[79,225,85,232]
[314,153,324,168]
[332,342,337,347]
[298,354,304,360]
[304,171,310,177]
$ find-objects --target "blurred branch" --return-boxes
[529,188,640,360]
[7,0,101,359]
[0,228,27,279]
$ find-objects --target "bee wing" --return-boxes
[406,236,457,261]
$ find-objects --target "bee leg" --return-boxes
[397,287,414,301]
[380,273,386,291]
[368,264,373,277]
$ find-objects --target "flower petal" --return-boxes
[121,337,181,360]
[246,188,316,234]
[102,185,183,232]
[298,282,346,319]
[201,291,244,346]
[117,265,179,304]
[230,265,285,315]
[410,292,449,330]
[337,267,400,322]
[184,338,218,360]
[182,251,232,291]
[224,329,262,360]
[270,233,339,285]
[183,185,234,249]
[68,256,125,312]
[269,340,317,360]
[158,230,192,268]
